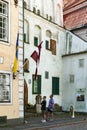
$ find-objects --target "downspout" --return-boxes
[22,0,25,121]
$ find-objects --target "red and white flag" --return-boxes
[31,41,43,80]
[31,50,38,62]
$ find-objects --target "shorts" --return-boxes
[42,110,46,114]
[47,108,53,113]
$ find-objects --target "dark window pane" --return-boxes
[34,37,38,46]
[52,77,59,95]
[32,75,41,94]
[24,33,26,42]
[45,40,49,49]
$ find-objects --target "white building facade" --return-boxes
[23,0,87,113]
[23,0,64,106]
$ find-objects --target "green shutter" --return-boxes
[32,75,41,94]
[45,40,49,49]
[52,77,59,95]
[38,75,41,94]
[34,37,38,46]
[24,33,26,42]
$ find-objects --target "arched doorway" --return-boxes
[24,79,28,109]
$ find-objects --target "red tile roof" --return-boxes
[63,0,87,29]
[63,0,86,10]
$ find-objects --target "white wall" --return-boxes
[62,53,87,112]
[24,0,63,26]
[62,31,87,55]
[24,0,87,113]
[24,10,65,106]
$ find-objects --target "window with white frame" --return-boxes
[0,72,11,103]
[0,0,8,41]
[45,30,51,50]
[34,25,41,46]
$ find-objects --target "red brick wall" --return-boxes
[64,7,87,30]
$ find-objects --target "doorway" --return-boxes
[24,79,28,108]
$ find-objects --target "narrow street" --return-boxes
[0,112,87,130]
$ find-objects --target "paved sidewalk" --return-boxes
[0,112,87,130]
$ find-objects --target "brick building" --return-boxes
[63,0,87,42]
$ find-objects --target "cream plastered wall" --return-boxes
[0,0,20,119]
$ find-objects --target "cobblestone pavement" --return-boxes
[32,121,87,130]
[0,112,87,130]
[50,121,87,130]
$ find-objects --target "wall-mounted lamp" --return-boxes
[14,0,18,6]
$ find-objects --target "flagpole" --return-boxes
[13,57,30,79]
[13,41,43,79]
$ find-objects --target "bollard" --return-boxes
[72,107,75,118]
[70,106,75,118]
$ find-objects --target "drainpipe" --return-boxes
[22,0,25,122]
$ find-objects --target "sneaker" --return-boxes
[41,120,46,123]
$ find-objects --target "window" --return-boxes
[34,25,41,46]
[45,40,49,49]
[77,94,85,101]
[79,59,84,68]
[24,0,30,9]
[45,0,53,20]
[45,71,49,79]
[37,9,40,15]
[56,4,62,25]
[24,33,26,42]
[23,58,29,73]
[24,1,27,8]
[66,33,72,54]
[33,7,36,13]
[34,36,38,46]
[32,75,41,94]
[46,30,52,50]
[0,72,11,103]
[50,39,56,55]
[24,20,29,43]
[49,16,52,21]
[52,77,59,95]
[70,74,74,83]
[76,89,85,102]
[0,0,8,41]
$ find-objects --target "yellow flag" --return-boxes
[12,33,19,73]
